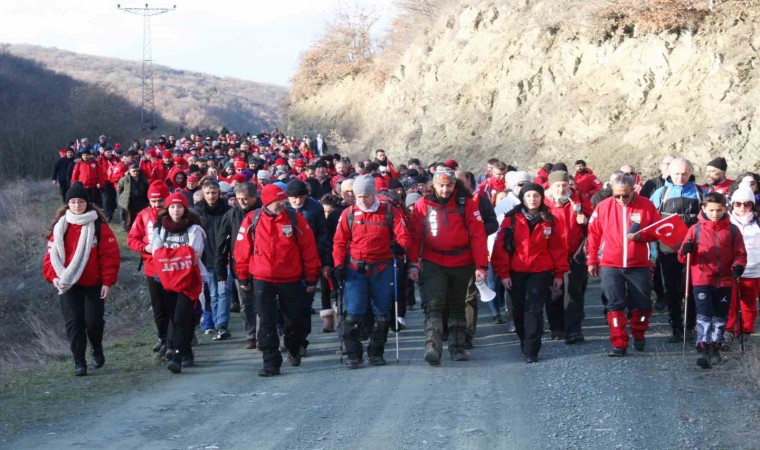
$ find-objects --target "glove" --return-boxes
[333,265,346,282]
[733,265,745,279]
[679,240,696,256]
[390,242,405,257]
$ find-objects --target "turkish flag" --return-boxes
[639,214,689,249]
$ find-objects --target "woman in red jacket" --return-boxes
[43,182,121,376]
[492,183,569,363]
[678,192,747,368]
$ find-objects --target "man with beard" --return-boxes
[702,157,734,195]
[574,160,603,200]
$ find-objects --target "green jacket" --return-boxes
[117,173,149,210]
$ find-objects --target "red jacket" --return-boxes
[407,191,489,269]
[678,213,747,288]
[71,160,104,188]
[477,178,506,204]
[574,169,603,199]
[127,206,159,276]
[534,168,550,186]
[491,211,569,278]
[333,202,410,267]
[97,156,121,187]
[587,194,661,268]
[233,209,321,283]
[140,159,166,184]
[545,190,593,256]
[702,178,734,195]
[43,221,120,287]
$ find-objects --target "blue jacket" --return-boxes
[650,178,703,227]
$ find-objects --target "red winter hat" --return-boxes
[174,157,187,166]
[187,175,199,183]
[166,192,188,208]
[234,160,246,170]
[148,180,170,200]
[261,184,287,206]
[114,143,122,150]
[275,158,287,166]
[145,149,158,158]
[444,159,459,170]
[231,174,246,184]
[163,150,172,159]
[294,159,306,168]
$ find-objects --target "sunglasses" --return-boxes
[733,201,753,208]
[613,193,632,200]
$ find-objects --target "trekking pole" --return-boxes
[682,253,691,357]
[337,280,345,364]
[735,277,744,353]
[393,257,400,363]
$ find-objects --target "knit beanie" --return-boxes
[706,157,728,172]
[505,171,531,189]
[286,179,309,197]
[548,170,570,185]
[148,180,170,200]
[405,192,422,208]
[552,162,568,173]
[353,175,376,195]
[166,192,188,208]
[262,184,287,206]
[65,182,90,204]
[257,170,271,180]
[518,182,545,203]
[732,186,756,204]
[234,160,246,170]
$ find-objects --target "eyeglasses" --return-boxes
[68,200,87,205]
[613,193,632,200]
[733,201,754,208]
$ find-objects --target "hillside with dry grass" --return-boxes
[288,0,760,177]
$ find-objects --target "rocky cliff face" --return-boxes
[288,0,760,177]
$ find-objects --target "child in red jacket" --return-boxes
[679,192,747,369]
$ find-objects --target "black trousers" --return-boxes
[660,252,696,331]
[564,257,588,337]
[163,290,195,355]
[101,183,117,221]
[254,280,310,369]
[87,187,102,208]
[319,274,333,311]
[60,284,104,363]
[146,276,170,342]
[510,271,553,357]
[58,181,70,203]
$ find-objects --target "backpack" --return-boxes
[249,208,300,246]
[658,185,703,226]
[693,222,738,247]
[346,202,395,241]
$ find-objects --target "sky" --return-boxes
[0,0,397,86]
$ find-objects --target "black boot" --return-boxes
[91,345,105,369]
[74,360,87,377]
[181,350,194,368]
[696,343,712,369]
[368,317,389,366]
[167,350,182,374]
[343,315,364,368]
[424,315,443,366]
[152,338,165,352]
[448,319,469,362]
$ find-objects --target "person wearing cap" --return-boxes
[407,169,489,365]
[216,182,262,350]
[286,180,330,339]
[195,180,232,340]
[491,182,568,363]
[703,156,734,195]
[727,186,760,342]
[640,156,674,198]
[309,162,333,199]
[128,180,172,357]
[233,184,321,376]
[544,171,593,344]
[43,182,121,376]
[650,157,704,341]
[117,163,150,232]
[587,172,662,357]
[256,169,272,187]
[150,192,206,373]
[573,160,603,200]
[333,175,410,368]
[72,150,105,208]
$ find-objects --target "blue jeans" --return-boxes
[344,264,393,318]
[206,263,231,328]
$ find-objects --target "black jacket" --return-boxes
[287,196,328,266]
[215,199,262,280]
[194,199,231,266]
[52,156,75,184]
[477,194,499,236]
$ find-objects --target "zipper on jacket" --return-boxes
[622,204,628,268]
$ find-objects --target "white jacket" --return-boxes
[730,212,760,279]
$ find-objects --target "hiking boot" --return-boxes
[463,337,474,350]
[550,331,565,341]
[258,367,281,377]
[74,360,88,377]
[181,353,194,368]
[564,334,585,345]
[152,338,165,352]
[654,297,666,312]
[299,346,308,358]
[92,346,105,369]
[203,328,215,335]
[424,349,441,366]
[633,339,646,352]
[450,350,469,362]
[608,347,626,357]
[321,312,335,333]
[230,302,241,313]
[696,343,712,369]
[346,358,363,369]
[709,344,726,366]
[493,315,505,324]
[167,351,182,374]
[245,340,257,350]
[669,330,684,343]
[163,348,175,361]
[287,354,302,367]
[369,356,387,366]
[213,327,231,341]
[525,355,538,364]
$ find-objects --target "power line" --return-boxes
[117,3,176,132]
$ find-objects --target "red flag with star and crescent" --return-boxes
[638,214,689,249]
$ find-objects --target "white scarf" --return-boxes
[731,211,756,227]
[49,210,98,294]
[357,197,380,213]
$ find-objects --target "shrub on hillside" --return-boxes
[602,0,756,34]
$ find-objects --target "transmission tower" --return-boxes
[117,3,176,132]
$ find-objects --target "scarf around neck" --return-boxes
[49,210,98,294]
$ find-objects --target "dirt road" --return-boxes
[6,279,760,449]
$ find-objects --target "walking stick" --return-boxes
[337,280,345,364]
[393,257,400,363]
[683,253,691,356]
[734,277,744,353]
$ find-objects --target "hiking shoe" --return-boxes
[346,358,363,369]
[245,340,258,350]
[92,346,105,369]
[608,347,626,357]
[424,349,441,366]
[633,339,646,351]
[450,350,469,362]
[369,356,387,366]
[258,367,281,377]
[152,338,165,352]
[299,346,308,358]
[654,297,666,312]
[287,354,301,367]
[163,348,175,361]
[463,339,474,350]
[525,355,538,364]
[167,352,182,374]
[493,315,505,324]
[181,354,194,368]
[213,328,231,341]
[74,361,88,377]
[203,328,215,335]
[564,334,585,345]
